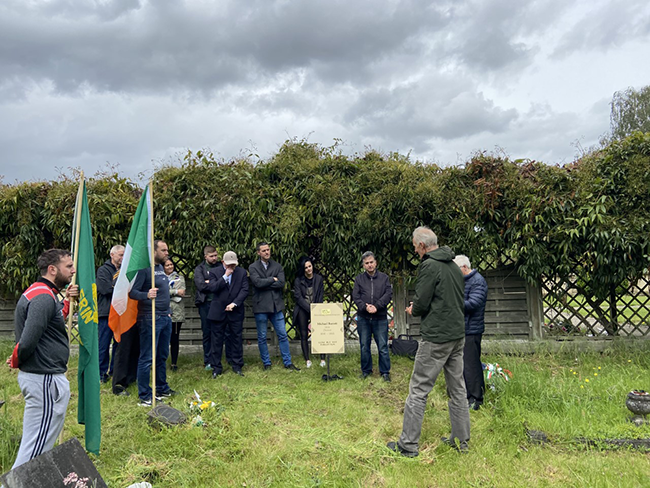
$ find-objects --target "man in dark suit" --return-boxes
[248,242,299,371]
[194,245,220,369]
[206,251,249,377]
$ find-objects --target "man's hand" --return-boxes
[225,265,234,277]
[147,288,158,299]
[176,289,185,297]
[405,302,413,316]
[65,285,79,299]
[366,304,377,314]
[273,277,278,282]
[225,303,236,312]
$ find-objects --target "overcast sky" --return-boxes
[1,0,649,184]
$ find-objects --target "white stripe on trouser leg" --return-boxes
[12,372,70,470]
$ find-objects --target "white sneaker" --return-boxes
[320,360,326,367]
[306,360,312,368]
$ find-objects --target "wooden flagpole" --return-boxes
[150,182,157,408]
[60,172,84,443]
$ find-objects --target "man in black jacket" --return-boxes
[206,251,249,377]
[11,249,78,469]
[454,254,488,410]
[96,244,124,383]
[194,245,220,369]
[352,251,393,381]
[249,242,299,371]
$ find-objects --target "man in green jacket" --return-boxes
[388,226,470,456]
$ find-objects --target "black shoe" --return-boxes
[100,374,111,384]
[382,373,391,382]
[171,364,178,372]
[113,388,129,397]
[263,364,272,370]
[386,441,418,458]
[212,371,222,378]
[285,364,301,371]
[233,369,245,377]
[441,436,469,453]
[468,401,481,411]
[359,372,371,379]
[158,389,177,398]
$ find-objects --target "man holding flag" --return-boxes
[109,185,152,396]
[10,249,79,468]
[130,239,175,406]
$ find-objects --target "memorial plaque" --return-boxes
[311,302,345,354]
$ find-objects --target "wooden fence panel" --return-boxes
[402,265,532,340]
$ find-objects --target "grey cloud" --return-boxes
[344,76,518,153]
[552,1,650,58]
[0,0,450,96]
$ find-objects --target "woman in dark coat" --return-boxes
[293,256,325,368]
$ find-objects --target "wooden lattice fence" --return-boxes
[542,270,650,338]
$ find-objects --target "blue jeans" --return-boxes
[357,316,390,375]
[255,311,292,366]
[137,315,172,400]
[98,317,117,378]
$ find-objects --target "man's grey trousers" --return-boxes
[12,371,70,470]
[398,338,471,453]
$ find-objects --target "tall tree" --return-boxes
[610,85,650,140]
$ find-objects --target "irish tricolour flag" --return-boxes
[109,185,152,341]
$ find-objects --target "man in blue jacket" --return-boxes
[207,251,249,377]
[352,251,393,381]
[454,255,488,410]
[130,240,175,406]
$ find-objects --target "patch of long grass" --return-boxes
[1,340,649,487]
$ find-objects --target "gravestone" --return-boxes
[0,437,107,488]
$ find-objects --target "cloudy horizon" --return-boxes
[1,0,649,184]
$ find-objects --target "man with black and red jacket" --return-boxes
[10,249,78,469]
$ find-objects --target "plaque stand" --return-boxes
[321,354,343,381]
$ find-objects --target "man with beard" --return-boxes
[10,249,78,469]
[131,240,175,406]
[194,245,220,369]
[96,244,124,383]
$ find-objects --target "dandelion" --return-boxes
[594,373,598,376]
[598,367,601,370]
[573,372,577,375]
[581,385,584,389]
[585,379,589,383]
[628,360,632,363]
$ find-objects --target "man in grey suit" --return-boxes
[248,242,299,371]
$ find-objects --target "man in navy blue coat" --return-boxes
[207,251,249,377]
[453,255,488,410]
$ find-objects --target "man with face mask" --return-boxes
[10,249,78,469]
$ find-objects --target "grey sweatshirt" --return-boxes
[14,278,69,374]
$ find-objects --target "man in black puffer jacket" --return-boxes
[454,255,488,410]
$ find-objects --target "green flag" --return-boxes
[73,178,101,455]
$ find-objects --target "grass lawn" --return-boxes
[1,339,649,487]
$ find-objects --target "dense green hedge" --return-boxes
[1,133,649,299]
